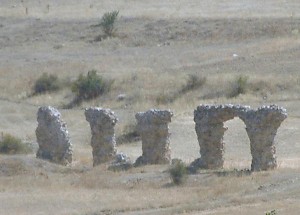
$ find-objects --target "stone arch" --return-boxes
[191,104,287,171]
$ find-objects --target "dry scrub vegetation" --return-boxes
[1,0,300,214]
[23,70,300,113]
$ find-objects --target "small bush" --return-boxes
[0,133,32,154]
[169,160,188,185]
[116,123,140,144]
[229,75,248,98]
[180,74,207,94]
[156,91,175,105]
[33,73,60,94]
[265,210,276,215]
[100,10,119,37]
[156,74,206,105]
[71,70,113,101]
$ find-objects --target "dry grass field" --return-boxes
[1,0,300,214]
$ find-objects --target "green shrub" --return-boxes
[156,74,206,105]
[229,75,248,98]
[265,210,276,215]
[100,10,119,37]
[33,73,60,94]
[0,133,32,154]
[116,123,140,144]
[169,160,188,185]
[180,74,207,94]
[71,70,113,100]
[156,91,174,105]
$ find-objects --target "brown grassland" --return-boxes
[0,0,300,214]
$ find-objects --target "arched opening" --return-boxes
[223,117,252,170]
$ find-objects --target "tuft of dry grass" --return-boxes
[71,71,300,114]
[0,133,32,154]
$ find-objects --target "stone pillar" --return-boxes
[85,108,118,166]
[36,106,72,165]
[193,105,236,169]
[239,105,287,171]
[135,109,173,166]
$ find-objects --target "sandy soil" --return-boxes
[0,0,300,214]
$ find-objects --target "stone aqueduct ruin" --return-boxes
[192,104,287,171]
[36,104,287,171]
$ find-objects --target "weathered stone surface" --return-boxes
[85,107,118,166]
[193,104,287,171]
[135,109,173,166]
[193,105,237,169]
[239,105,287,171]
[36,106,72,165]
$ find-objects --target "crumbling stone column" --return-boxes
[239,105,287,171]
[135,109,173,166]
[85,108,118,166]
[193,105,237,169]
[36,106,72,165]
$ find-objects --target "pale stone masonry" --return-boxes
[85,107,118,166]
[135,109,173,166]
[192,104,287,171]
[36,106,72,165]
[35,105,287,171]
[239,105,287,171]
